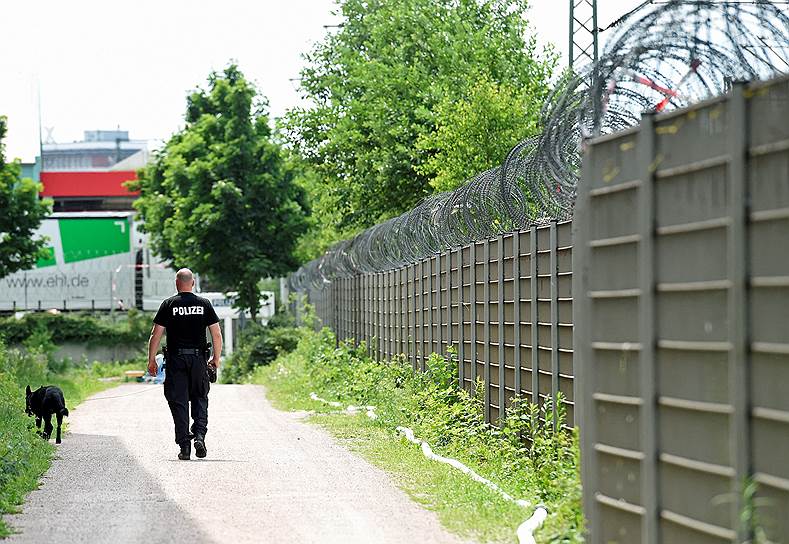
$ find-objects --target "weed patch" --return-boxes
[221,311,301,383]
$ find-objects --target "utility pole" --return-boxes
[37,80,44,177]
[569,0,599,69]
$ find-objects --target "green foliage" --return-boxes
[285,0,556,248]
[131,64,309,317]
[740,479,775,544]
[221,312,301,383]
[0,310,150,347]
[255,328,583,542]
[416,77,545,192]
[0,355,52,537]
[288,158,347,262]
[0,116,52,279]
[258,277,280,300]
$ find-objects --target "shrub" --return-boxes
[221,312,302,383]
[0,310,150,347]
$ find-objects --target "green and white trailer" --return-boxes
[0,211,173,311]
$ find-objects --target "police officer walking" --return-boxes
[147,268,222,460]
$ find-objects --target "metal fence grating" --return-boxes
[301,223,575,427]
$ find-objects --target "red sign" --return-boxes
[40,171,139,198]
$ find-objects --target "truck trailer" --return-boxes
[0,211,173,312]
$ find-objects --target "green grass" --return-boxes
[315,413,530,542]
[0,343,146,538]
[252,328,584,543]
[0,369,52,539]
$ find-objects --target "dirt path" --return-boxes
[5,384,463,544]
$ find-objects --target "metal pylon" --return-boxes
[569,0,598,69]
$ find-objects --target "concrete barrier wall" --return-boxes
[52,342,143,363]
[574,76,789,543]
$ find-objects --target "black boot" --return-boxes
[178,441,191,460]
[193,434,207,459]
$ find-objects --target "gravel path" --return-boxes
[5,383,464,544]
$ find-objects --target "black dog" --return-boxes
[25,385,69,444]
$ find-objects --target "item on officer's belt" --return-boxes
[203,344,217,383]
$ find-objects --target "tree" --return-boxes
[288,156,345,263]
[416,77,544,193]
[281,144,353,263]
[130,65,309,318]
[286,0,556,245]
[0,116,51,279]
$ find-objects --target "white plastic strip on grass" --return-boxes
[396,426,547,544]
[346,405,378,419]
[396,426,528,506]
[310,392,343,407]
[310,393,377,419]
[516,506,548,544]
[309,393,547,543]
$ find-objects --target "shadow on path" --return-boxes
[5,433,215,544]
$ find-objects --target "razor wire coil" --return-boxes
[290,0,789,291]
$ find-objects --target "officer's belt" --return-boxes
[175,348,202,356]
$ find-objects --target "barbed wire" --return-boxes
[291,0,789,291]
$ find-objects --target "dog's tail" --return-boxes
[59,407,69,417]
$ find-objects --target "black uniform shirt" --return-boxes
[153,292,220,349]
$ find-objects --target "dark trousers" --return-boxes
[163,354,210,445]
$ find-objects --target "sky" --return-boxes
[1,0,640,163]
